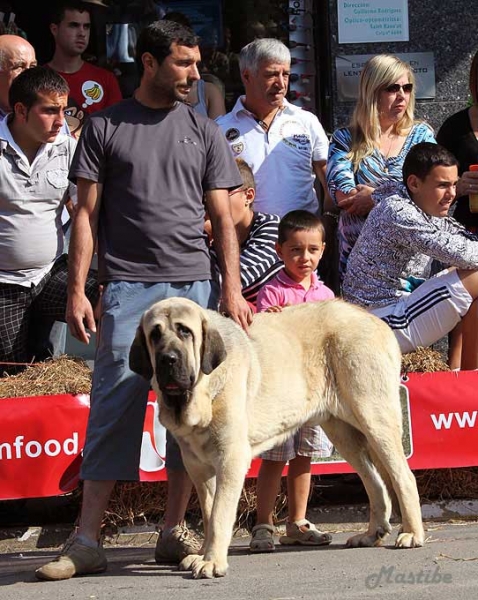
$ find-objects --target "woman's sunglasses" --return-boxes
[384,83,414,94]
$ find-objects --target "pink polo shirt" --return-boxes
[256,269,335,312]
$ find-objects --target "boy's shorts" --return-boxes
[370,269,473,354]
[260,425,333,462]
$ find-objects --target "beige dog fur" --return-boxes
[129,297,424,579]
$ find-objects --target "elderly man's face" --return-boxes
[0,40,37,111]
[243,60,290,110]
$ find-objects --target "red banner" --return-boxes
[404,371,478,470]
[0,393,90,500]
[0,372,477,500]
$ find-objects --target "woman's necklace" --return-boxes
[381,131,399,172]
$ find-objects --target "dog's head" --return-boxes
[129,298,227,419]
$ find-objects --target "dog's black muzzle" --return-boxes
[155,350,194,398]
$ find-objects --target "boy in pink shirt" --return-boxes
[251,210,334,552]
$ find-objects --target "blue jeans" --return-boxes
[80,280,213,481]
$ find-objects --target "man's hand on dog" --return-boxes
[220,288,254,331]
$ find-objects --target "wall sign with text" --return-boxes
[338,0,409,44]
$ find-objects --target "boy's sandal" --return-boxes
[279,519,332,546]
[249,523,276,553]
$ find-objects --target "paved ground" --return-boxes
[1,514,478,600]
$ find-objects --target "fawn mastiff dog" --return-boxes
[129,297,424,579]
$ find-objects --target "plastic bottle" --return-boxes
[469,164,478,212]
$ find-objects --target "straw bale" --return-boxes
[105,478,287,530]
[415,467,478,502]
[0,355,92,398]
[401,346,450,374]
[104,468,478,530]
[106,482,172,527]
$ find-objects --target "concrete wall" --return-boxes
[326,0,478,134]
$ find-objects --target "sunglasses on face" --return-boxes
[384,83,413,94]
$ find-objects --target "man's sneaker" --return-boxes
[155,524,202,564]
[35,538,107,581]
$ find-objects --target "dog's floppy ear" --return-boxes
[201,319,227,374]
[129,324,154,381]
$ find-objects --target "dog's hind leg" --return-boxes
[353,418,424,548]
[320,417,393,547]
[368,447,401,519]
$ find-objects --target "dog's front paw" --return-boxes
[346,526,390,548]
[178,554,228,578]
[178,554,202,571]
[395,531,424,548]
[193,558,228,579]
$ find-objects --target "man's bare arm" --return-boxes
[205,188,252,330]
[66,178,102,343]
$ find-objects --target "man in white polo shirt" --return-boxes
[216,38,329,217]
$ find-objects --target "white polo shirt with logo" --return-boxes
[216,97,329,216]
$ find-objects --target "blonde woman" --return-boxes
[326,54,435,280]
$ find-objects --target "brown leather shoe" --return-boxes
[155,524,202,564]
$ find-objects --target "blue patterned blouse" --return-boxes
[326,122,436,279]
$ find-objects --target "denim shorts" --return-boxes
[80,280,213,481]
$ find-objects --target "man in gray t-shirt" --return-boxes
[37,20,251,582]
[75,100,239,285]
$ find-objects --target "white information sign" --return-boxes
[338,1,409,44]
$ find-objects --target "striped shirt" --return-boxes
[342,181,478,308]
[211,212,283,306]
[326,122,436,277]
